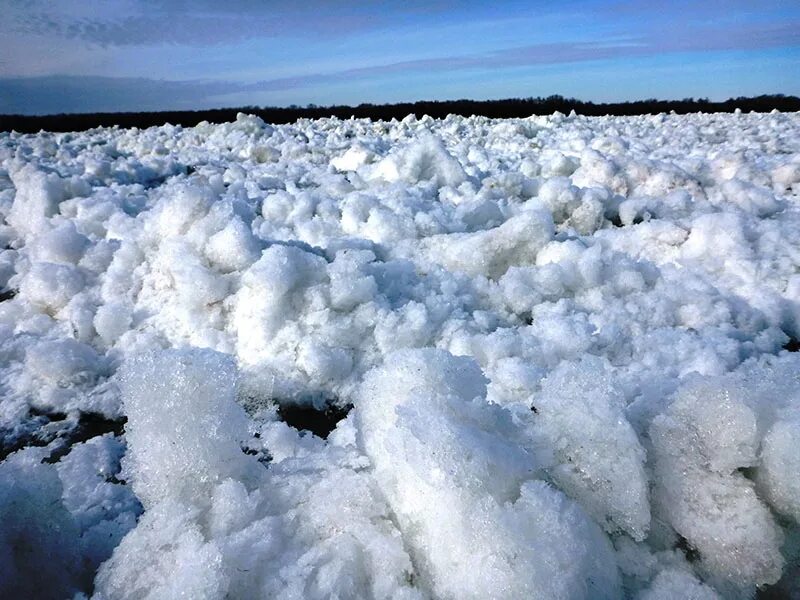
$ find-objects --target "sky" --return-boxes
[0,0,798,115]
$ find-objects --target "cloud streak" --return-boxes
[5,0,492,46]
[0,76,233,114]
[236,21,800,93]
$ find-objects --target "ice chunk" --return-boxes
[331,144,374,172]
[368,136,467,188]
[94,302,133,345]
[422,209,554,278]
[20,261,85,311]
[205,217,262,273]
[118,348,259,508]
[30,222,90,265]
[233,244,327,365]
[7,164,64,240]
[639,569,721,600]
[681,212,751,263]
[537,176,581,223]
[758,417,800,521]
[650,375,784,593]
[99,347,421,599]
[144,183,213,240]
[26,338,101,386]
[149,240,229,308]
[55,434,141,574]
[233,111,270,134]
[97,499,230,599]
[534,358,650,540]
[328,249,378,311]
[357,349,620,599]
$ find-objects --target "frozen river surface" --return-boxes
[1,110,799,599]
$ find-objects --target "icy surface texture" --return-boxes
[357,349,620,599]
[96,348,420,599]
[0,110,799,597]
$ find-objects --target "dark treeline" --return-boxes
[2,94,799,133]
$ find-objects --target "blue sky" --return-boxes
[1,0,798,114]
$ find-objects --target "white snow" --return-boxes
[1,110,799,598]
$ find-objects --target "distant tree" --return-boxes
[2,94,799,133]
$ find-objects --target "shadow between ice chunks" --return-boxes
[277,401,352,439]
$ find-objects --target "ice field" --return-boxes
[0,110,799,598]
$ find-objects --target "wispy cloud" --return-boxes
[0,75,233,114]
[5,0,485,46]
[237,21,800,92]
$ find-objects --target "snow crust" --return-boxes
[1,110,800,598]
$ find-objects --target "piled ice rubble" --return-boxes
[0,109,799,598]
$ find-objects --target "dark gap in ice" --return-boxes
[0,408,70,460]
[757,571,800,600]
[45,413,127,463]
[71,412,126,441]
[142,174,169,189]
[782,335,800,352]
[0,288,16,302]
[277,402,352,439]
[609,214,624,228]
[0,423,52,461]
[2,411,128,464]
[530,404,539,414]
[509,311,533,326]
[675,535,700,563]
[30,406,67,421]
[240,444,272,467]
[737,466,758,481]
